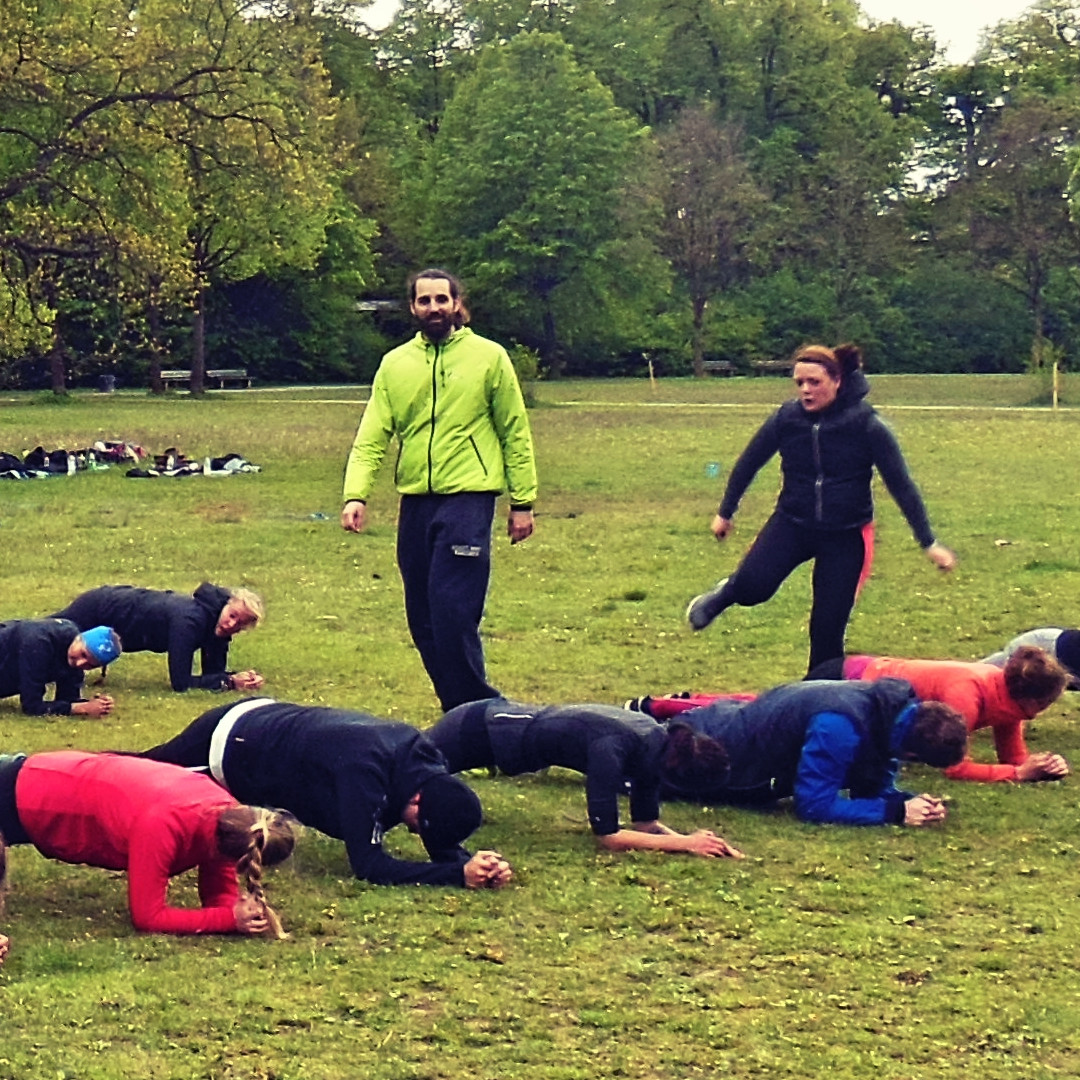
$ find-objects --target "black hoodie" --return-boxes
[52,583,233,691]
[0,618,84,715]
[217,702,469,886]
[718,368,935,546]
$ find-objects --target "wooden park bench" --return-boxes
[750,359,794,376]
[206,368,252,388]
[158,368,252,389]
[701,359,737,376]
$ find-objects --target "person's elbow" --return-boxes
[793,792,838,824]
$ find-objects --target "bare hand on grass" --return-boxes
[234,896,270,934]
[464,850,513,889]
[229,670,265,691]
[904,794,947,826]
[72,695,114,718]
[683,829,744,858]
[1016,752,1069,781]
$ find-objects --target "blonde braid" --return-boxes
[239,815,287,939]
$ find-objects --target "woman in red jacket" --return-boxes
[0,750,294,962]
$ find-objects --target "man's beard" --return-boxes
[419,312,454,340]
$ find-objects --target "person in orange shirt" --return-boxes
[631,645,1068,783]
[832,646,1067,782]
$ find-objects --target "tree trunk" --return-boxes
[691,294,706,377]
[48,331,66,395]
[541,300,562,379]
[148,277,165,395]
[191,282,207,396]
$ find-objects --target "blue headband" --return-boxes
[81,625,121,665]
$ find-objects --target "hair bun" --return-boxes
[834,343,863,376]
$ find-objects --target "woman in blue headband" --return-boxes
[0,618,120,716]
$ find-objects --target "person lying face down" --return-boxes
[50,583,264,692]
[652,679,967,827]
[139,699,511,889]
[0,750,294,963]
[0,619,120,717]
[425,699,743,859]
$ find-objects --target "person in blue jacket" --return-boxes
[662,678,966,826]
[138,698,510,889]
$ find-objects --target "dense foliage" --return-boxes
[3,0,1080,387]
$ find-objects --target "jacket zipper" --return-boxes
[812,420,823,523]
[427,341,439,493]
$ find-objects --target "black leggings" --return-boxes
[139,701,235,768]
[425,701,495,774]
[0,754,29,845]
[721,512,867,674]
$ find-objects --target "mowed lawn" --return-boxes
[1,374,1079,1080]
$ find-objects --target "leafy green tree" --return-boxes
[414,30,644,373]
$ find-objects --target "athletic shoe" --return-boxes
[623,696,653,716]
[686,578,729,631]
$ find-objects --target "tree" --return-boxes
[413,30,644,373]
[652,106,764,375]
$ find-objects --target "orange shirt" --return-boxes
[859,657,1034,782]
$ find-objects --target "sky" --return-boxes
[356,1,1040,64]
[857,0,1038,63]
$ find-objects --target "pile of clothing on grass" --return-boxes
[0,441,260,481]
[0,440,145,480]
[126,448,261,478]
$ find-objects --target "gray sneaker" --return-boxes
[686,578,729,631]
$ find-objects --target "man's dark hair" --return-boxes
[904,702,967,768]
[659,721,731,799]
[407,268,471,327]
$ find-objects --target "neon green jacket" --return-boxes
[343,327,538,506]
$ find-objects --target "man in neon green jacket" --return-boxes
[342,269,538,709]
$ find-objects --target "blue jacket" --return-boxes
[674,679,917,825]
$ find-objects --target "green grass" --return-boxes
[2,376,1080,1079]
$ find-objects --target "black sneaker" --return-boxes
[686,578,729,631]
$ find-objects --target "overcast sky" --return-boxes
[858,0,1037,63]
[356,1,1041,64]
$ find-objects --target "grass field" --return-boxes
[1,373,1080,1079]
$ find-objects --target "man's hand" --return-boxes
[711,515,733,541]
[903,794,947,826]
[464,850,513,889]
[229,670,265,691]
[1016,751,1069,782]
[72,695,114,718]
[925,542,957,572]
[341,500,368,533]
[507,509,534,545]
[234,896,270,935]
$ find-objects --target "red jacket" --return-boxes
[857,657,1036,782]
[16,751,241,934]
